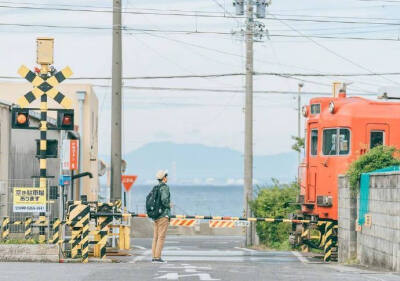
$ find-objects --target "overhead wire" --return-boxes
[2,3,400,26]
[270,14,400,87]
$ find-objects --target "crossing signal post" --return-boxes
[13,37,74,243]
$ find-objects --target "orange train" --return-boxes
[290,88,400,252]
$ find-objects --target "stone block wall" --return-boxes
[338,172,400,271]
[338,175,357,263]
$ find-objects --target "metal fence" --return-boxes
[0,179,62,243]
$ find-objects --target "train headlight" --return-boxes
[302,105,308,117]
[329,101,335,113]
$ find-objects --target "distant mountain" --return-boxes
[120,142,298,185]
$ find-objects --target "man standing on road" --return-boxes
[151,170,171,263]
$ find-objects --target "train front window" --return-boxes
[370,131,384,148]
[310,129,318,156]
[310,104,320,114]
[323,129,337,155]
[323,128,351,156]
[339,129,350,155]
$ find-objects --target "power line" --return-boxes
[92,84,376,96]
[271,15,400,87]
[3,3,400,26]
[2,72,400,81]
[1,22,399,41]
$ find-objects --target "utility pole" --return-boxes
[233,0,267,247]
[111,0,122,202]
[297,83,303,166]
[244,0,254,247]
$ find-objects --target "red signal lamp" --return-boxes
[57,109,74,130]
[62,114,72,126]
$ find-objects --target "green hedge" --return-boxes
[251,180,299,250]
[346,145,400,193]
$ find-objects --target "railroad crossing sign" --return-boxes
[17,65,73,109]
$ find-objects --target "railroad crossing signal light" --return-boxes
[57,109,74,130]
[11,108,30,129]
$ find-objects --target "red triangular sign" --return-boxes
[121,175,138,192]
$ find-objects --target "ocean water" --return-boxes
[128,185,243,217]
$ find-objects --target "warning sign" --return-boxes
[121,175,138,192]
[13,187,46,213]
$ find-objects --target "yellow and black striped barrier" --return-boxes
[51,218,61,244]
[131,213,311,224]
[301,228,310,253]
[323,221,335,262]
[66,201,90,263]
[2,217,9,240]
[70,228,82,259]
[24,217,33,240]
[94,203,113,259]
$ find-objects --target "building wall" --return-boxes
[338,172,400,271]
[0,82,100,201]
[0,103,10,218]
[0,103,10,182]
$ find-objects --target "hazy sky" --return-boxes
[1,0,400,156]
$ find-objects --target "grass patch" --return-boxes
[0,239,39,244]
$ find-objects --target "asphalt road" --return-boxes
[0,235,400,281]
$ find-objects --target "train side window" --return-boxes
[310,104,320,114]
[370,131,384,149]
[323,129,337,155]
[339,129,350,155]
[310,129,318,156]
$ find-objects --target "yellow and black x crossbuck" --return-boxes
[17,65,73,109]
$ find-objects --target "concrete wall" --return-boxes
[338,176,357,263]
[0,103,10,218]
[338,172,400,271]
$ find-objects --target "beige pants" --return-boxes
[152,217,169,258]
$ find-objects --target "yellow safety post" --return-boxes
[2,217,9,240]
[37,215,47,243]
[324,221,334,262]
[119,213,131,250]
[301,227,309,253]
[94,203,113,258]
[24,217,33,240]
[51,218,61,244]
[70,227,81,259]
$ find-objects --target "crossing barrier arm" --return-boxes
[129,213,310,224]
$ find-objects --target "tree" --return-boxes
[291,136,304,153]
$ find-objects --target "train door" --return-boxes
[366,124,389,148]
[307,124,318,202]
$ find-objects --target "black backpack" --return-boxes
[146,184,164,219]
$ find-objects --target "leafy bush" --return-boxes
[250,180,299,250]
[346,145,400,193]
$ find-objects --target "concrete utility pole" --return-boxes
[297,83,303,166]
[111,0,122,201]
[244,0,254,247]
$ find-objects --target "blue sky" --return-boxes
[1,0,400,156]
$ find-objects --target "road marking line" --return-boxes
[234,247,256,252]
[130,249,151,263]
[133,245,147,250]
[291,251,308,264]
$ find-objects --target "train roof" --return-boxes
[307,93,400,121]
